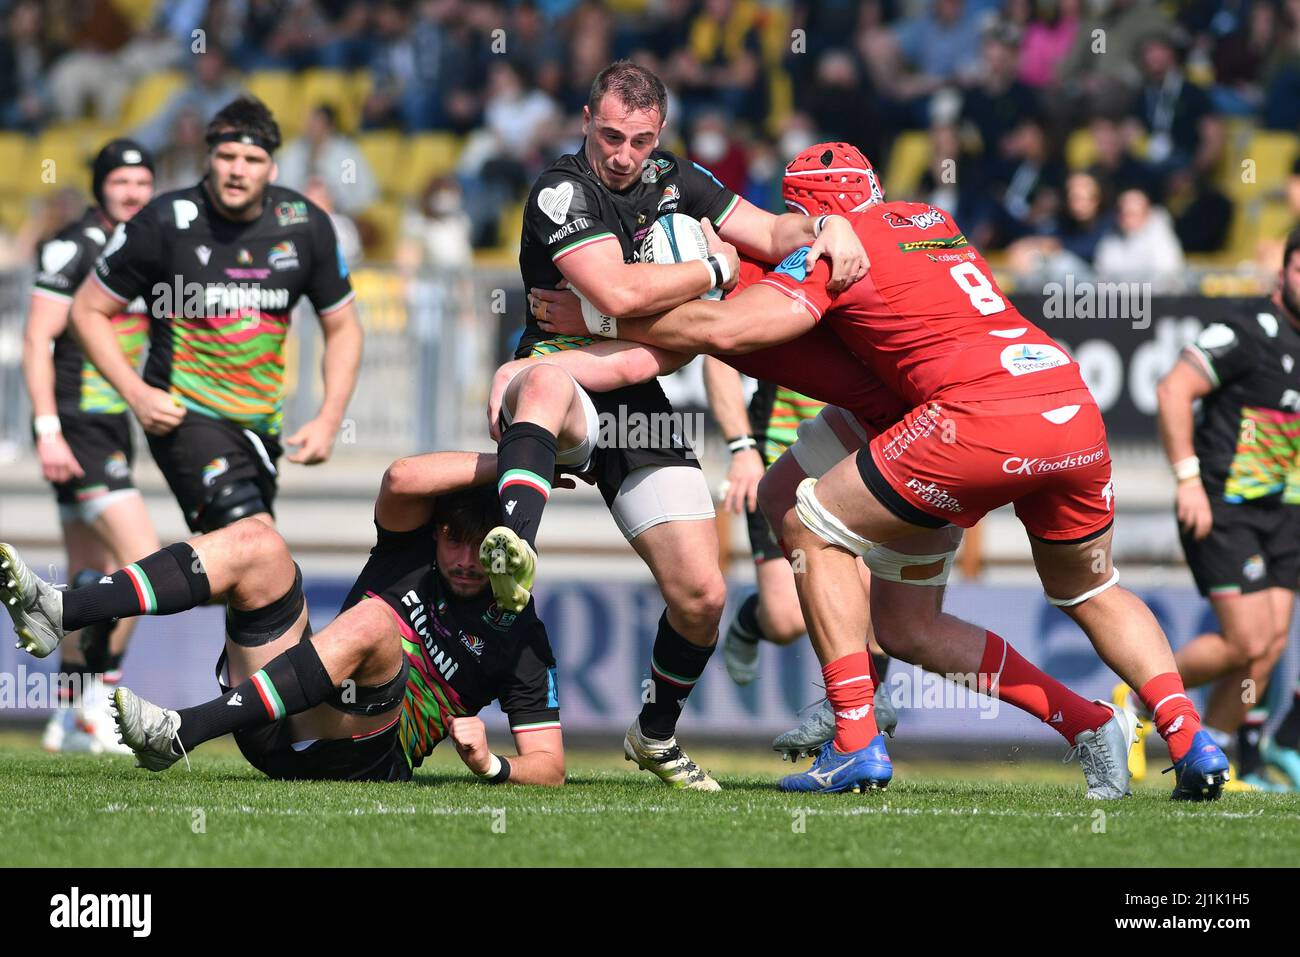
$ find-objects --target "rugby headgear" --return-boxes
[782,142,884,217]
[91,138,154,210]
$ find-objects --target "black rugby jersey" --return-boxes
[1185,304,1300,503]
[92,181,354,435]
[517,144,738,357]
[32,206,148,417]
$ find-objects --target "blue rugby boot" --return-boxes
[1166,730,1230,801]
[778,736,892,794]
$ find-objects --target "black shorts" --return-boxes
[744,505,784,564]
[229,715,408,782]
[1180,498,1300,597]
[147,413,282,532]
[583,380,702,507]
[48,412,135,507]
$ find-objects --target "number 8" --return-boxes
[949,261,1005,316]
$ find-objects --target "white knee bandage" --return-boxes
[794,477,875,559]
[1046,567,1120,607]
[865,545,957,586]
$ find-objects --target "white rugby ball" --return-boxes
[639,213,722,300]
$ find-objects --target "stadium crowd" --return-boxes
[0,0,1298,279]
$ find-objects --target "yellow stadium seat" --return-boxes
[398,133,463,198]
[1258,198,1296,243]
[118,70,186,127]
[1230,130,1298,201]
[109,0,159,30]
[30,128,94,195]
[884,131,931,198]
[244,71,300,138]
[357,131,403,200]
[1066,128,1096,170]
[299,69,361,134]
[0,133,30,194]
[0,194,29,233]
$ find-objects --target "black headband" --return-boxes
[207,130,276,154]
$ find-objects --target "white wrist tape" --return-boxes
[1173,456,1200,482]
[709,253,731,287]
[479,752,503,779]
[34,415,61,437]
[579,293,618,338]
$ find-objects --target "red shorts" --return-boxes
[862,388,1114,542]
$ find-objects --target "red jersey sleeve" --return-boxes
[754,247,834,321]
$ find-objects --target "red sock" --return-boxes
[978,631,1112,743]
[824,651,879,752]
[1137,673,1201,762]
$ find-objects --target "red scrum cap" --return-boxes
[782,142,884,216]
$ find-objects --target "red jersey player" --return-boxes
[528,143,1177,798]
[539,148,1231,801]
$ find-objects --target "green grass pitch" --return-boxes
[5,736,1299,867]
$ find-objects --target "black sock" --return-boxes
[1274,681,1300,749]
[872,651,891,681]
[497,422,556,550]
[729,593,765,644]
[176,640,335,752]
[63,543,211,630]
[54,657,89,707]
[1238,711,1266,775]
[638,611,715,740]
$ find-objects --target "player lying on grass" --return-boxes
[534,152,1231,801]
[1,451,564,784]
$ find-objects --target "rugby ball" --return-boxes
[639,213,722,300]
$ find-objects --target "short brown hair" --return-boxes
[588,60,667,120]
[206,95,282,154]
[434,484,500,546]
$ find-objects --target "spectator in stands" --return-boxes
[303,174,363,265]
[314,0,374,70]
[1094,186,1186,289]
[232,0,329,72]
[673,0,767,127]
[131,46,242,154]
[1086,112,1161,199]
[687,110,749,195]
[1057,0,1171,110]
[1018,0,1081,89]
[46,0,134,122]
[918,122,997,247]
[1210,0,1278,115]
[456,60,559,247]
[961,26,1041,160]
[397,174,473,271]
[152,105,208,193]
[1132,29,1224,190]
[1263,0,1300,130]
[277,104,378,217]
[983,112,1066,247]
[0,1,52,132]
[889,0,987,125]
[1006,169,1115,281]
[794,49,884,166]
[1167,168,1232,254]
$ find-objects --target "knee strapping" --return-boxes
[793,477,876,559]
[226,564,306,646]
[865,545,957,586]
[1046,567,1120,607]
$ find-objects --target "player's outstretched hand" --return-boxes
[700,217,739,291]
[130,385,187,435]
[722,446,764,514]
[1176,478,1213,540]
[449,715,491,775]
[531,281,586,336]
[285,415,339,465]
[807,215,869,293]
[36,432,85,485]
